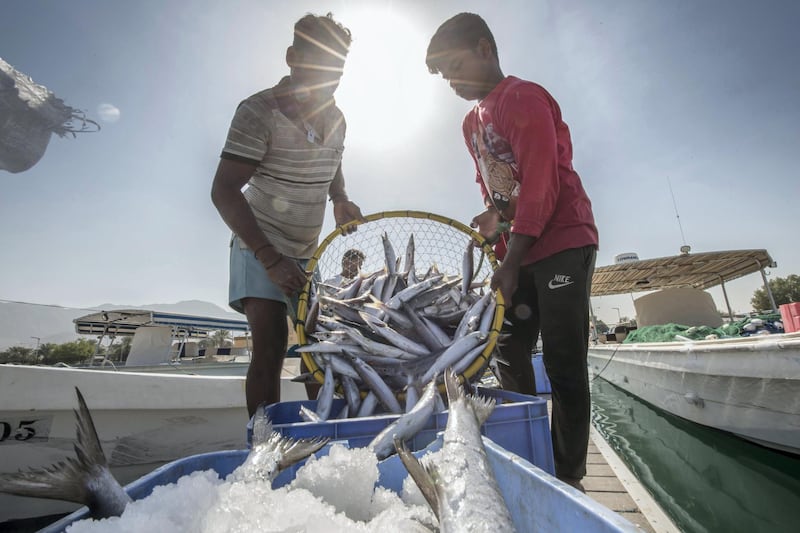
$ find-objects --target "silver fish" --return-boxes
[396,370,516,532]
[401,301,448,352]
[385,274,444,310]
[419,331,487,384]
[338,322,418,360]
[369,377,439,460]
[231,404,328,483]
[356,390,380,417]
[341,374,362,414]
[453,290,492,340]
[299,404,322,423]
[462,240,475,297]
[403,233,416,280]
[359,311,431,357]
[315,355,335,420]
[343,349,403,414]
[0,387,131,519]
[382,231,398,275]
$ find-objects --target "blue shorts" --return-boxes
[228,235,308,318]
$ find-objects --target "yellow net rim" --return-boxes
[295,210,505,396]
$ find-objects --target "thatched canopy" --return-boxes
[591,249,776,297]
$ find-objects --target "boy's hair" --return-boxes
[343,248,365,262]
[426,13,498,74]
[293,13,352,58]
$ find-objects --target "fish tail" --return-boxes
[395,438,441,521]
[444,368,495,424]
[0,387,120,510]
[251,405,329,470]
[251,402,275,445]
[467,392,496,425]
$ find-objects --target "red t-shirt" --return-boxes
[462,76,598,264]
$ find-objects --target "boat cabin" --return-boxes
[73,309,251,367]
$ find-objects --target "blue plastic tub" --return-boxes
[247,386,555,475]
[43,437,639,533]
[532,353,552,394]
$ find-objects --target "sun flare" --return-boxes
[335,6,436,150]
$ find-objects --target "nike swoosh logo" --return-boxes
[548,280,575,289]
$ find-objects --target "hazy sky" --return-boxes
[1,0,798,326]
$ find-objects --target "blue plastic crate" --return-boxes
[42,437,639,533]
[532,352,552,394]
[247,387,554,476]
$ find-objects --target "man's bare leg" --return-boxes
[242,297,288,417]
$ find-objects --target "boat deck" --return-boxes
[541,393,677,533]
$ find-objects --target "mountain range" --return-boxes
[0,300,243,350]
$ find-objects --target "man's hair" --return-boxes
[426,13,498,74]
[343,248,365,261]
[293,12,352,58]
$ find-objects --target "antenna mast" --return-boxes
[667,177,690,253]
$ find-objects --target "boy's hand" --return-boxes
[333,199,365,235]
[470,208,506,244]
[490,261,519,303]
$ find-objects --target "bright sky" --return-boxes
[1,0,798,326]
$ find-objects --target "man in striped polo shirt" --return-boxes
[211,13,364,417]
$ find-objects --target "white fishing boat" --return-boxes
[0,309,308,524]
[587,248,800,456]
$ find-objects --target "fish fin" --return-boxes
[444,369,495,423]
[252,407,328,468]
[0,456,90,504]
[73,387,108,471]
[251,403,274,445]
[443,367,463,405]
[275,435,329,471]
[0,387,123,511]
[468,393,497,425]
[395,438,440,521]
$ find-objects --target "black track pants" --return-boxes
[492,245,596,480]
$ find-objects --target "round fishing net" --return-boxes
[296,210,505,395]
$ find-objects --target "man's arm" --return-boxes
[211,158,282,266]
[328,163,364,234]
[211,157,309,294]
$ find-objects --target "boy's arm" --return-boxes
[496,86,560,241]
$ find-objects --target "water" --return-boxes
[591,378,800,533]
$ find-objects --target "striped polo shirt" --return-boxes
[221,79,346,259]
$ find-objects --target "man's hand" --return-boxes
[261,255,309,296]
[333,199,365,235]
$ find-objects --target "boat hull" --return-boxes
[587,332,800,455]
[0,363,307,523]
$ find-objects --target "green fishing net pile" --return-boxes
[623,313,784,343]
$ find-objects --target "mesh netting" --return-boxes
[296,210,505,392]
[624,312,785,343]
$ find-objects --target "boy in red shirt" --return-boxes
[426,13,599,491]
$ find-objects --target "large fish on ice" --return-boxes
[396,370,516,532]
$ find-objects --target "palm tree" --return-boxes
[208,330,232,348]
